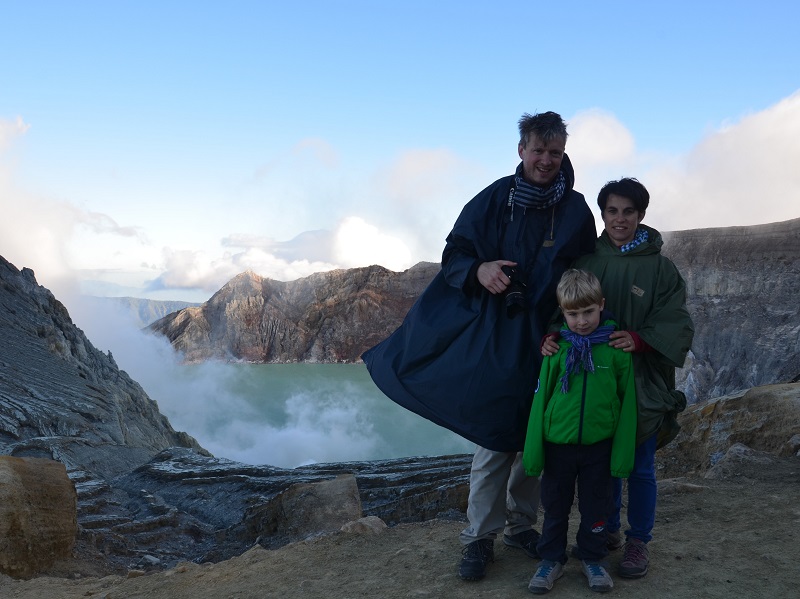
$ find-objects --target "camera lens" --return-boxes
[501,266,526,318]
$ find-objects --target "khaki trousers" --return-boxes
[459,446,541,545]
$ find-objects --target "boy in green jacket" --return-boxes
[523,269,637,594]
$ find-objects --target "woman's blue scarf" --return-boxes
[559,325,615,393]
[619,228,648,253]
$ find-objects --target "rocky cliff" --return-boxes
[662,218,800,401]
[0,256,205,479]
[148,263,439,363]
[149,219,800,403]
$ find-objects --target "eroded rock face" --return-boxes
[657,383,800,478]
[0,255,206,480]
[0,456,77,579]
[148,263,439,364]
[76,449,471,570]
[663,218,800,402]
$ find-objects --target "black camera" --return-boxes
[501,265,527,318]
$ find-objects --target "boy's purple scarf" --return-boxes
[559,325,615,393]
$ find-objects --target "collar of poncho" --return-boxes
[559,324,615,393]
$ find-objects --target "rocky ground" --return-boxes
[2,450,796,599]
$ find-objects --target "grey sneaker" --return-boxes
[503,528,541,558]
[527,559,564,594]
[582,560,614,592]
[619,537,649,578]
[458,539,494,581]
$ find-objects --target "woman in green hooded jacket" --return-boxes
[567,178,694,580]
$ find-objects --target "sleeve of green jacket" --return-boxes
[610,349,638,478]
[523,353,560,477]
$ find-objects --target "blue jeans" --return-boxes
[608,434,657,543]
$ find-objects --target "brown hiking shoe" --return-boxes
[619,537,649,578]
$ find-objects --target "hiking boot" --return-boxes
[458,539,494,581]
[503,528,541,558]
[607,530,624,550]
[582,560,614,593]
[527,559,564,594]
[619,537,649,578]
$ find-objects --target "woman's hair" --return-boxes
[518,111,568,147]
[597,177,650,212]
[557,269,604,310]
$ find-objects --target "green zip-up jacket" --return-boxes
[523,320,637,478]
[574,225,695,447]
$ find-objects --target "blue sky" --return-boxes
[2,1,799,303]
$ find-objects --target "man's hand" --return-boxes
[477,260,517,294]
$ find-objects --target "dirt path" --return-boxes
[1,456,798,598]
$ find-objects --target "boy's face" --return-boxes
[561,301,604,336]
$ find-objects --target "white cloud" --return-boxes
[565,95,800,232]
[333,216,413,271]
[568,108,637,170]
[0,116,30,151]
[644,90,800,230]
[149,246,339,292]
[367,148,486,263]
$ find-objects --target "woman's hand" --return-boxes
[477,260,517,294]
[609,330,635,352]
[541,334,560,356]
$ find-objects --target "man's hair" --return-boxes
[597,177,650,212]
[518,111,568,148]
[557,269,604,310]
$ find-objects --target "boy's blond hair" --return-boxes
[556,269,604,310]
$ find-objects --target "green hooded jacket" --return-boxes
[522,320,636,478]
[523,319,637,478]
[574,225,694,447]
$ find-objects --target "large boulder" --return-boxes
[657,383,800,478]
[0,456,77,579]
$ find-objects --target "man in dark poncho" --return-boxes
[362,111,596,581]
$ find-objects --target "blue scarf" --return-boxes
[559,325,615,393]
[512,163,567,211]
[620,228,648,253]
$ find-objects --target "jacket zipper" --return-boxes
[577,370,588,444]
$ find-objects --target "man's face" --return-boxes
[518,134,566,187]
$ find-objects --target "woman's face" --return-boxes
[602,194,645,247]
